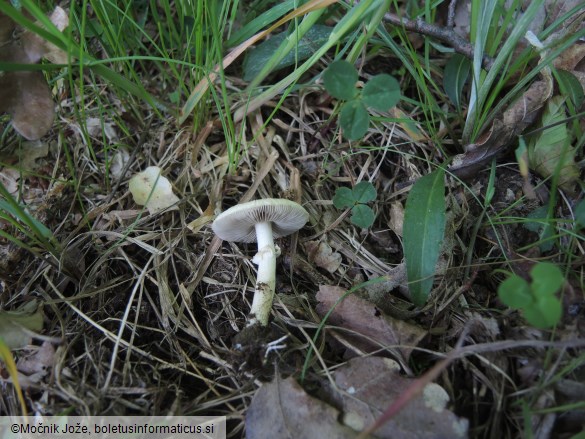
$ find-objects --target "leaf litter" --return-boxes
[0,7,68,140]
[246,357,468,438]
[1,2,585,438]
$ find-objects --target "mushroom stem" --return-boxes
[248,221,276,326]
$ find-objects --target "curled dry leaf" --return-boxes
[86,117,119,143]
[388,202,405,237]
[316,285,427,363]
[449,80,553,179]
[305,240,342,273]
[17,341,55,376]
[109,147,130,180]
[128,166,180,214]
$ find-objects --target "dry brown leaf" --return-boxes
[86,117,119,143]
[246,376,357,438]
[554,43,585,72]
[17,341,55,376]
[305,240,342,273]
[388,202,405,237]
[326,356,469,438]
[449,80,552,179]
[10,71,55,140]
[0,7,69,140]
[0,169,20,195]
[246,358,468,438]
[20,6,68,64]
[388,108,428,141]
[316,285,427,362]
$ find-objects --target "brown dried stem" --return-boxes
[383,12,495,71]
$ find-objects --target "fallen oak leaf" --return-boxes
[325,357,469,438]
[0,7,68,140]
[316,285,427,364]
[2,70,55,140]
[305,240,342,273]
[246,375,357,438]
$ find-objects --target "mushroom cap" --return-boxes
[212,198,309,243]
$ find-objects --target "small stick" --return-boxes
[383,13,494,71]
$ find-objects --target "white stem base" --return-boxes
[248,222,276,326]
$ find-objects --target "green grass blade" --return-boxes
[226,0,296,47]
[465,0,498,142]
[246,9,326,90]
[233,0,377,122]
[464,0,546,142]
[403,167,446,306]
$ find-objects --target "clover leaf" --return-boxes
[322,60,400,141]
[498,262,564,329]
[333,181,376,229]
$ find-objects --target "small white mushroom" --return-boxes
[212,199,309,326]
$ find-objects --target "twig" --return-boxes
[447,0,458,29]
[383,12,494,71]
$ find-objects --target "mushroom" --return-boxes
[212,199,309,326]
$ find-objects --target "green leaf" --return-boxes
[524,295,562,329]
[443,53,470,109]
[226,0,296,47]
[339,99,369,140]
[524,206,555,252]
[323,60,358,100]
[0,301,43,350]
[528,96,578,192]
[403,168,446,306]
[530,263,564,297]
[243,25,334,82]
[524,206,547,233]
[332,187,356,209]
[555,69,584,109]
[362,74,400,111]
[350,204,375,229]
[498,275,532,309]
[352,181,376,204]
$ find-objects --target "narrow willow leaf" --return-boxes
[243,25,333,82]
[339,99,369,140]
[403,168,446,306]
[443,53,470,109]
